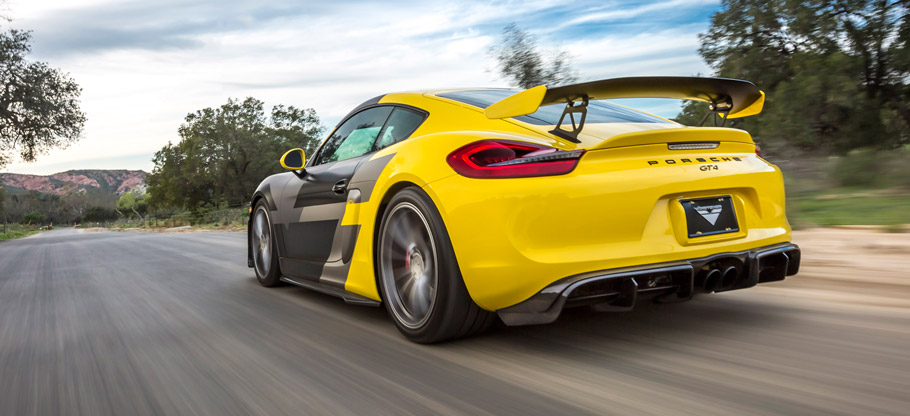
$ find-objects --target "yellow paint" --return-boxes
[728,90,765,118]
[333,90,790,311]
[279,148,306,170]
[483,85,547,119]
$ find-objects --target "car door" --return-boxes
[277,105,394,280]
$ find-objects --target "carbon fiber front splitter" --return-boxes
[496,243,801,326]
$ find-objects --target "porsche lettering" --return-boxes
[647,156,742,166]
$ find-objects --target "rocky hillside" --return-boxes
[0,170,147,196]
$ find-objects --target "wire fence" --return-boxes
[85,207,249,229]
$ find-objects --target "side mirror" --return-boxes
[280,148,306,171]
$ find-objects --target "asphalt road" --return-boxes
[1,229,908,415]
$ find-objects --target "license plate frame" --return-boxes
[680,196,739,238]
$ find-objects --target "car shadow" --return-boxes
[448,294,798,360]
[256,277,792,352]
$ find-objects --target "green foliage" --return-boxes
[116,191,147,218]
[829,147,910,188]
[490,23,579,89]
[0,225,39,241]
[23,210,47,225]
[683,0,910,153]
[883,147,910,190]
[829,148,883,187]
[271,105,323,157]
[116,192,136,211]
[0,29,86,168]
[788,192,910,226]
[0,231,31,240]
[146,97,324,210]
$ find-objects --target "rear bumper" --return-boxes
[497,243,800,326]
[426,145,791,311]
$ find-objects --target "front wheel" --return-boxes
[377,187,495,343]
[251,201,281,287]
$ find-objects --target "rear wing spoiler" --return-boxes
[484,77,765,142]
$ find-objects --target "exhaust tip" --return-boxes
[703,268,722,292]
[721,266,740,289]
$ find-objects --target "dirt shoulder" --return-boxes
[767,228,910,309]
[108,224,247,233]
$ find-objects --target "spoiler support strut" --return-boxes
[549,96,588,143]
[699,100,732,127]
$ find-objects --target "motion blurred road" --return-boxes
[1,228,908,415]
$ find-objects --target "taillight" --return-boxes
[447,140,584,178]
[755,143,762,157]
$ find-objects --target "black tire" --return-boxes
[377,187,495,343]
[250,200,282,287]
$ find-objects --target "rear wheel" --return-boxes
[251,201,281,287]
[377,187,495,343]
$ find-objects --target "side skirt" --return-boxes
[280,275,380,307]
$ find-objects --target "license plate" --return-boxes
[680,196,739,238]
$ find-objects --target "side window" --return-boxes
[374,107,426,150]
[313,106,393,166]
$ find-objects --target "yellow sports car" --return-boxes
[248,77,800,343]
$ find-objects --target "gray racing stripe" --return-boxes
[298,202,348,223]
[349,153,394,204]
[318,260,352,288]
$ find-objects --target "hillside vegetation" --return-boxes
[0,170,146,225]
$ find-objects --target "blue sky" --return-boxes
[3,0,721,175]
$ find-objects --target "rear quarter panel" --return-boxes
[341,93,553,300]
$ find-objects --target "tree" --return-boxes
[147,98,324,210]
[271,105,323,157]
[681,0,909,152]
[116,191,147,218]
[59,191,89,223]
[0,29,86,168]
[5,190,60,223]
[490,23,579,89]
[23,210,46,225]
[0,186,5,220]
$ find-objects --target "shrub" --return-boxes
[829,148,883,188]
[882,147,910,190]
[23,211,47,225]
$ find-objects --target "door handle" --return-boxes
[332,179,348,194]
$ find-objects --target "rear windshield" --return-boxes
[436,89,669,125]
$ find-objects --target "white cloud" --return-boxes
[554,0,719,29]
[567,24,712,78]
[2,0,716,175]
